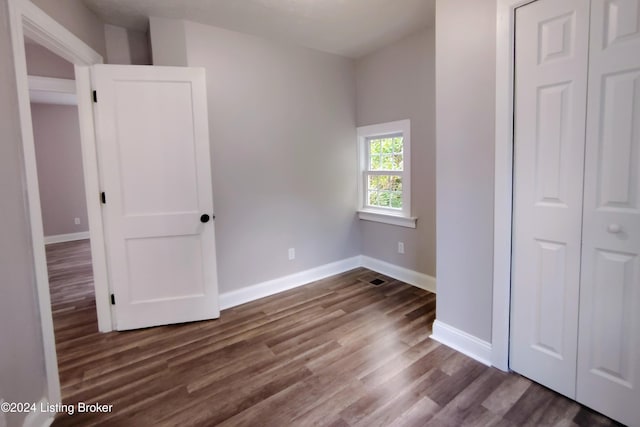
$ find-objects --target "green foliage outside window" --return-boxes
[367,136,403,209]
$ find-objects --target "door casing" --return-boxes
[493,0,539,371]
[7,0,112,406]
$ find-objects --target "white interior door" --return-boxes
[93,64,219,331]
[576,1,640,425]
[511,0,590,398]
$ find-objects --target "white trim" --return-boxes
[220,256,362,310]
[75,66,112,333]
[21,398,54,427]
[357,210,417,228]
[8,0,106,410]
[28,75,75,92]
[29,76,77,105]
[492,0,536,372]
[357,119,412,219]
[361,255,436,293]
[220,255,436,311]
[431,320,493,366]
[19,1,102,65]
[44,231,90,244]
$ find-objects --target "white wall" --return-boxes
[174,21,361,293]
[0,3,48,426]
[435,0,497,342]
[355,27,436,277]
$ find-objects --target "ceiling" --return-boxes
[81,0,435,58]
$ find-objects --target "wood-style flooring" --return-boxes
[46,240,621,426]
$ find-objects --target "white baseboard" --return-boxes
[220,255,437,311]
[22,398,54,427]
[219,256,362,310]
[44,231,89,245]
[431,320,492,366]
[361,255,436,293]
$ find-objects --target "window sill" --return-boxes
[357,210,417,229]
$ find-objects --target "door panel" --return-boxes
[603,0,640,47]
[511,0,590,398]
[597,71,640,209]
[93,65,219,330]
[577,1,640,425]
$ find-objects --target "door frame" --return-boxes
[492,0,538,371]
[7,0,112,405]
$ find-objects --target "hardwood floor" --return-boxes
[46,240,621,426]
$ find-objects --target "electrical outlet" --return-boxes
[288,248,295,261]
[74,217,81,225]
[398,241,405,254]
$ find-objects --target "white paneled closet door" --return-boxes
[511,0,590,399]
[513,1,640,425]
[577,1,640,426]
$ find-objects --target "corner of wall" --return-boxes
[148,16,187,66]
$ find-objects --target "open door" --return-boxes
[92,64,219,330]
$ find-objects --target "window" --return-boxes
[357,119,416,228]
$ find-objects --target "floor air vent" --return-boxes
[370,278,385,286]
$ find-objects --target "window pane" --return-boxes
[366,174,402,209]
[392,154,403,171]
[381,138,393,154]
[370,139,382,155]
[383,175,394,190]
[393,137,403,153]
[391,192,402,208]
[368,135,404,171]
[390,176,402,191]
[368,191,378,205]
[381,155,393,170]
[378,191,390,207]
[368,175,380,190]
[370,155,381,170]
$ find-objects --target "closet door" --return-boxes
[510,0,590,398]
[577,1,640,425]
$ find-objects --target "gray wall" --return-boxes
[435,0,497,342]
[126,28,151,65]
[25,41,89,238]
[355,27,436,277]
[25,42,75,78]
[31,103,89,237]
[181,21,361,293]
[0,2,48,426]
[104,24,151,65]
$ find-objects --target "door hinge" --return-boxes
[93,90,97,103]
[111,294,115,305]
[101,192,106,204]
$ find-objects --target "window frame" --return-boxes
[356,119,416,228]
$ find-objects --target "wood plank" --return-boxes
[45,240,621,426]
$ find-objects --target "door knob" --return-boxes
[200,214,211,223]
[607,224,622,234]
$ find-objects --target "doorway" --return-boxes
[8,0,107,406]
[26,37,102,401]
